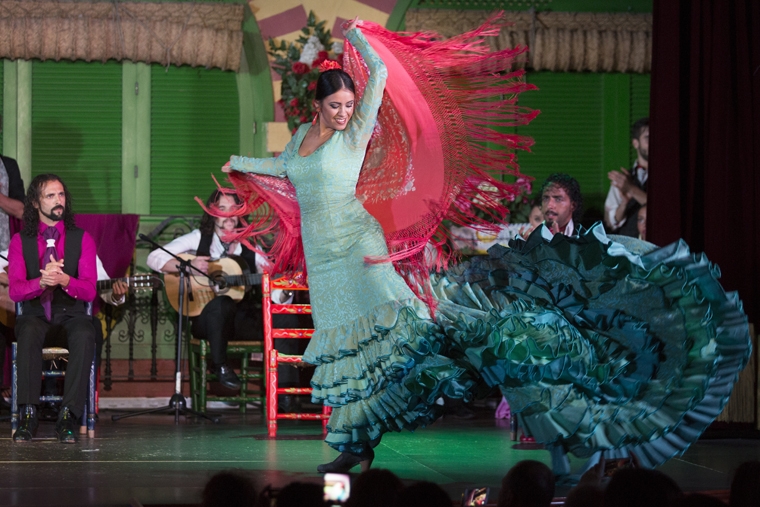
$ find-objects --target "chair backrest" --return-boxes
[16,301,94,317]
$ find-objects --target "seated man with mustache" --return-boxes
[7,174,97,443]
[146,190,294,392]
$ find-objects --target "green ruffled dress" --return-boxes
[432,225,751,467]
[229,29,751,464]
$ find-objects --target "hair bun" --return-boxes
[319,60,342,73]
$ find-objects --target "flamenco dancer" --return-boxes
[216,18,751,475]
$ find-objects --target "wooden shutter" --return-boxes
[630,74,651,162]
[31,61,122,213]
[516,73,606,206]
[150,65,239,215]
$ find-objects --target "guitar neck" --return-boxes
[222,272,262,287]
[96,278,120,291]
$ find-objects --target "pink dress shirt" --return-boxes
[8,221,97,303]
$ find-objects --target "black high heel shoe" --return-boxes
[317,448,375,473]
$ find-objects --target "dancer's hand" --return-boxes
[342,17,360,36]
[222,161,232,173]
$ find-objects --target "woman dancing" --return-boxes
[220,18,751,475]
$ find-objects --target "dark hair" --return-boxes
[345,469,403,507]
[199,189,242,236]
[730,460,760,507]
[276,482,326,507]
[564,485,603,507]
[540,173,583,223]
[315,69,355,101]
[201,471,257,507]
[603,468,682,507]
[497,460,555,507]
[397,481,452,507]
[22,174,76,237]
[631,117,649,140]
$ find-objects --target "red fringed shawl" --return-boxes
[204,15,539,309]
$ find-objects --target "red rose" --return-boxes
[291,62,309,74]
[312,51,329,67]
[307,81,317,91]
[289,98,299,107]
[300,115,310,123]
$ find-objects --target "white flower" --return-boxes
[299,35,325,65]
[331,40,344,55]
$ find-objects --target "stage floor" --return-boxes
[0,406,758,506]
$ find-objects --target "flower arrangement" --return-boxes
[268,11,344,134]
[504,177,535,223]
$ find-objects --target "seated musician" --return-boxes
[0,250,127,421]
[7,174,98,443]
[146,190,292,390]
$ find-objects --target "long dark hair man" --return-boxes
[7,173,97,444]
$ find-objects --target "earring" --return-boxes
[312,111,320,126]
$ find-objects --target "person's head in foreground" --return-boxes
[496,460,555,507]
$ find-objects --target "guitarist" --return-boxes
[146,190,293,391]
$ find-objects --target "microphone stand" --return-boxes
[112,234,219,424]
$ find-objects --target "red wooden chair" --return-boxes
[262,273,331,437]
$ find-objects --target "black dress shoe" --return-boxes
[317,448,375,473]
[215,364,242,390]
[13,405,39,442]
[55,406,78,444]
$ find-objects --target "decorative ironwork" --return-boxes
[102,215,200,386]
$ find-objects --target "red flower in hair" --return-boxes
[318,60,342,73]
[291,62,310,75]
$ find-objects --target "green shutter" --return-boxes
[517,73,606,208]
[150,65,239,215]
[630,74,651,162]
[31,61,122,213]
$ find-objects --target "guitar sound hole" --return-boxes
[210,271,228,293]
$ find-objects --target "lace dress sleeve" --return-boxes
[343,28,388,151]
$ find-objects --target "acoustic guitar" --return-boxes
[163,254,263,317]
[0,273,163,328]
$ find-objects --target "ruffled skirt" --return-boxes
[307,225,751,465]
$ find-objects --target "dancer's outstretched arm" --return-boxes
[224,131,298,177]
[343,25,388,152]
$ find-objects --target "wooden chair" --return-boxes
[262,273,330,437]
[188,339,265,413]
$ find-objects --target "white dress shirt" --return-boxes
[604,164,648,230]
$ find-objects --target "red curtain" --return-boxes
[649,0,760,325]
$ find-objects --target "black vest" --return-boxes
[20,227,87,318]
[196,233,261,307]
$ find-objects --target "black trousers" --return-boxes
[15,313,96,417]
[191,296,301,386]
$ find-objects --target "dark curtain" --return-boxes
[649,0,760,326]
